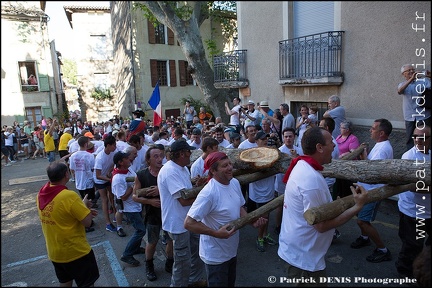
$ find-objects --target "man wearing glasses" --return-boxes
[397,64,431,151]
[395,125,431,278]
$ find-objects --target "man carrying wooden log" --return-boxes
[157,139,206,287]
[395,125,431,278]
[184,151,267,287]
[351,119,394,263]
[278,126,368,284]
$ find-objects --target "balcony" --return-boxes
[279,31,344,86]
[213,50,248,89]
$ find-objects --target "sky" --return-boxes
[44,1,109,59]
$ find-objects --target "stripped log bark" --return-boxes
[225,183,420,231]
[303,183,417,225]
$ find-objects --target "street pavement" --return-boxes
[1,155,420,287]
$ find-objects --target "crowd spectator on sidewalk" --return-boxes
[32,126,46,159]
[44,119,58,163]
[3,126,16,163]
[184,101,196,129]
[323,95,346,138]
[280,103,296,132]
[225,97,242,132]
[397,65,431,151]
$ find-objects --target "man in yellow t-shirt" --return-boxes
[37,161,99,286]
[58,128,73,160]
[44,119,57,162]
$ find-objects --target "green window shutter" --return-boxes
[38,74,50,92]
[42,107,53,118]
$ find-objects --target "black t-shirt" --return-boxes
[136,168,161,225]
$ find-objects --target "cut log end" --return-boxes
[239,147,280,169]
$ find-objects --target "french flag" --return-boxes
[148,81,162,127]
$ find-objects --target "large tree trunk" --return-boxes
[140,1,231,123]
[181,147,431,199]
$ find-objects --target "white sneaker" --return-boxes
[11,160,17,163]
[5,163,12,166]
[70,178,75,182]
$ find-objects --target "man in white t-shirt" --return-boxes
[242,100,260,129]
[323,95,346,138]
[274,127,302,235]
[247,131,277,252]
[190,137,219,179]
[69,136,97,233]
[238,125,258,149]
[224,97,241,130]
[278,126,368,281]
[351,119,394,263]
[184,151,266,287]
[396,125,431,278]
[93,135,118,233]
[111,151,145,266]
[157,139,205,287]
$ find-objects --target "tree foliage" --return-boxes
[133,1,238,123]
[61,59,77,85]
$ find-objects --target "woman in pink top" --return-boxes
[336,120,360,158]
[334,120,360,198]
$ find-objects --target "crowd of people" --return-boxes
[6,64,430,287]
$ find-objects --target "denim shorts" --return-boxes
[357,201,381,222]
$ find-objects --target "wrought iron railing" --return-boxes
[213,50,247,82]
[279,31,344,80]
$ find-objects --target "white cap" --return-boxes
[247,100,255,105]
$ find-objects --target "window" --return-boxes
[179,60,194,86]
[148,20,174,45]
[90,34,110,60]
[150,59,177,87]
[19,61,39,92]
[94,73,110,89]
[25,107,42,127]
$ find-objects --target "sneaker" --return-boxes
[350,236,371,249]
[117,228,126,237]
[120,255,140,266]
[5,163,11,166]
[106,223,116,232]
[112,217,116,223]
[264,234,277,245]
[85,227,95,233]
[333,229,341,240]
[70,178,75,182]
[256,238,265,252]
[366,248,392,263]
[11,160,17,163]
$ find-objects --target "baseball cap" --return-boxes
[247,100,255,105]
[255,131,269,140]
[224,127,235,133]
[84,131,94,138]
[229,132,241,140]
[113,151,130,166]
[170,139,196,152]
[192,128,202,135]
